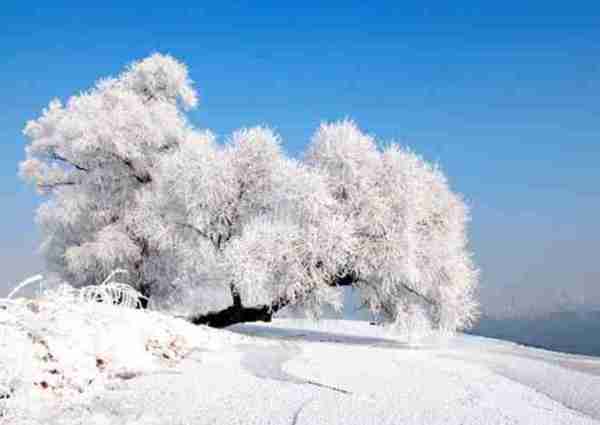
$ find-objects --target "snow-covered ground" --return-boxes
[2,296,600,424]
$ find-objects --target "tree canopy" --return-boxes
[21,54,478,333]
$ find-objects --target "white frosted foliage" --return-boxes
[21,55,478,332]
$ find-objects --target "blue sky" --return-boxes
[1,2,599,314]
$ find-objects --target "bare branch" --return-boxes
[398,282,438,307]
[50,152,89,172]
[108,152,152,184]
[37,181,77,190]
[174,222,212,242]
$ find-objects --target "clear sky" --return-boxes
[2,2,599,315]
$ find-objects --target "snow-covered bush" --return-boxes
[0,272,200,422]
[20,54,478,333]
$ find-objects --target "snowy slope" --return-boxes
[3,302,600,424]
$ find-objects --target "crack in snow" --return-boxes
[238,342,353,396]
[291,397,314,425]
[304,380,352,395]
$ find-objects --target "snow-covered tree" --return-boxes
[20,54,198,304]
[21,54,478,332]
[306,120,479,331]
[135,125,354,325]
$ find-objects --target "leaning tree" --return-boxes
[21,54,478,332]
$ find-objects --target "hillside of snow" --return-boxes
[2,291,600,424]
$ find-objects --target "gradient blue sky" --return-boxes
[2,2,599,314]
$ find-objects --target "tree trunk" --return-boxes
[136,283,151,309]
[187,273,356,328]
[189,304,273,328]
[189,282,280,327]
[141,270,437,329]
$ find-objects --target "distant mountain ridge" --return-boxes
[469,310,600,357]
